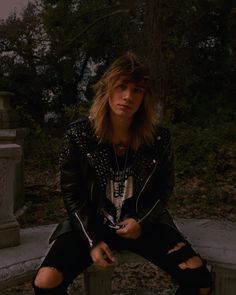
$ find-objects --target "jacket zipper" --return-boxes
[138,199,161,223]
[135,159,158,217]
[74,212,94,247]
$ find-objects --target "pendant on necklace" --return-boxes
[117,182,125,195]
[115,144,127,157]
[113,144,129,200]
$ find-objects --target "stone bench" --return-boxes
[0,219,235,294]
[83,219,236,295]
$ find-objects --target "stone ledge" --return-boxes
[0,144,21,159]
[0,220,20,249]
[0,224,55,290]
[0,258,39,290]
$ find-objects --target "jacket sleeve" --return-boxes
[138,132,175,232]
[60,126,102,248]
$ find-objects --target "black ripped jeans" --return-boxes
[33,223,212,295]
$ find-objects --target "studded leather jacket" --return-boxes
[50,118,176,247]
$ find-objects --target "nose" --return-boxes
[123,87,133,101]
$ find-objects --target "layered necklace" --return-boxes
[113,144,129,198]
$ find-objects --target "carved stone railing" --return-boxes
[0,144,21,249]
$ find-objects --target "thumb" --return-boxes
[118,219,129,226]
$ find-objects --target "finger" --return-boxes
[92,250,110,267]
[116,228,130,238]
[118,219,131,226]
[116,227,128,235]
[118,220,127,226]
[116,232,130,239]
[95,258,109,268]
[90,246,105,262]
[103,244,115,262]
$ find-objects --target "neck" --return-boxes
[110,114,132,146]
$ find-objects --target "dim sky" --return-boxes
[0,0,32,20]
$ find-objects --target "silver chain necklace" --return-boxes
[113,145,129,198]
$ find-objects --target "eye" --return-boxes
[118,83,127,91]
[134,87,145,94]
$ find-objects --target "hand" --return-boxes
[116,218,142,239]
[90,241,115,268]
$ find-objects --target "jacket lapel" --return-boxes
[87,144,112,193]
[132,150,158,197]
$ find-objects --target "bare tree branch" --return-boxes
[56,8,130,59]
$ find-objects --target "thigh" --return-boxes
[122,222,187,264]
[40,231,93,284]
[122,223,211,288]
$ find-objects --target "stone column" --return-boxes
[0,144,21,249]
[211,263,236,295]
[0,129,28,211]
[0,91,27,211]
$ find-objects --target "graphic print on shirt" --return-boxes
[105,166,133,225]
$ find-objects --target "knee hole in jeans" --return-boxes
[167,242,203,270]
[167,242,186,254]
[178,255,203,270]
[34,266,64,289]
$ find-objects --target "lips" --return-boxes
[117,104,131,109]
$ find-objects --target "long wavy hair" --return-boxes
[89,52,158,150]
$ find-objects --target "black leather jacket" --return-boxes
[50,118,177,247]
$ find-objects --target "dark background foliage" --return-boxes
[0,0,235,225]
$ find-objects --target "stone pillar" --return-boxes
[0,129,28,211]
[14,128,27,211]
[211,262,236,295]
[0,91,28,211]
[0,144,21,249]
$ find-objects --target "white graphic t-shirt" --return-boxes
[104,153,134,227]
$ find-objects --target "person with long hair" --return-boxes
[33,53,212,294]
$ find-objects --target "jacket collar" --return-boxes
[76,118,164,194]
[87,142,158,195]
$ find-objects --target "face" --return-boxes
[108,79,145,120]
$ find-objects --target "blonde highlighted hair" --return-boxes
[89,52,158,150]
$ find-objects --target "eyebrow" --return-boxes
[118,78,146,88]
